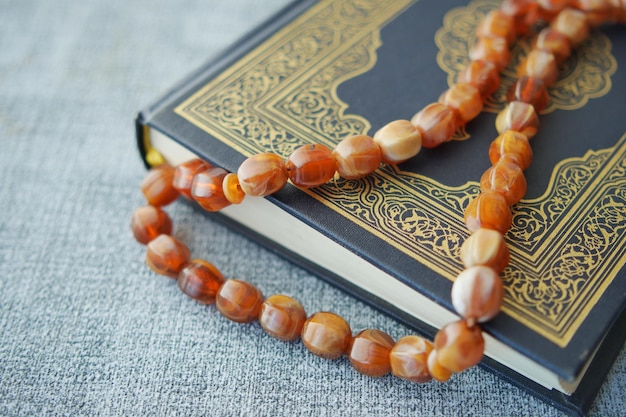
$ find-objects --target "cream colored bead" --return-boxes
[551,8,589,46]
[460,228,510,273]
[451,266,504,322]
[495,101,539,139]
[373,120,422,164]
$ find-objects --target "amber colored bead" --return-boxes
[222,173,245,205]
[178,259,225,304]
[507,76,549,114]
[469,37,511,71]
[495,101,540,139]
[618,0,626,24]
[573,0,619,25]
[434,320,485,373]
[389,335,434,383]
[348,329,395,377]
[410,103,457,149]
[145,234,190,278]
[237,153,288,197]
[141,164,180,207]
[426,350,452,382]
[500,0,535,17]
[451,266,505,323]
[286,144,337,188]
[333,134,382,179]
[489,130,533,170]
[258,294,307,341]
[216,279,264,323]
[131,205,173,245]
[457,60,501,99]
[517,49,559,87]
[191,167,231,212]
[373,120,422,164]
[551,8,590,46]
[464,191,512,234]
[500,0,539,35]
[173,159,212,199]
[438,83,483,125]
[301,312,352,360]
[460,228,510,273]
[538,0,572,13]
[533,28,572,64]
[480,156,527,205]
[476,10,516,44]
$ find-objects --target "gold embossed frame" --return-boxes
[175,0,625,346]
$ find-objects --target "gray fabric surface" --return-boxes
[0,0,624,416]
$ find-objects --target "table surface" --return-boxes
[1,1,624,416]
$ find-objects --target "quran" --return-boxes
[136,0,626,414]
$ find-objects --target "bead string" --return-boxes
[133,2,625,382]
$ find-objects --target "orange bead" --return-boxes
[619,0,626,24]
[573,0,619,25]
[460,228,510,273]
[173,159,212,199]
[507,76,549,113]
[426,350,452,382]
[438,83,483,125]
[489,130,533,170]
[131,205,172,245]
[500,0,540,35]
[373,120,422,164]
[495,101,540,139]
[538,0,572,14]
[145,234,190,278]
[410,103,457,149]
[333,134,382,179]
[533,27,572,64]
[286,144,337,188]
[434,320,485,372]
[469,37,511,71]
[451,266,505,322]
[258,294,307,341]
[348,329,395,377]
[457,60,501,99]
[237,153,288,197]
[216,279,264,323]
[517,49,559,87]
[389,335,434,383]
[178,259,225,304]
[551,8,590,46]
[141,164,179,207]
[500,0,535,17]
[222,173,245,205]
[301,312,352,360]
[464,191,512,234]
[480,155,527,205]
[191,167,231,212]
[476,10,516,44]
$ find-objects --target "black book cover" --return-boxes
[136,0,626,414]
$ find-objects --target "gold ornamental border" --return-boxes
[174,0,625,347]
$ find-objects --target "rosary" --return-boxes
[131,1,626,383]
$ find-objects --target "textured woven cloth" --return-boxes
[0,1,624,416]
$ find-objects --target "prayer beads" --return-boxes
[131,2,624,387]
